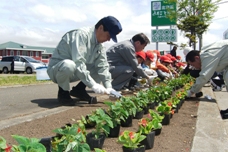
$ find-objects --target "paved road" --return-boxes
[0,81,109,130]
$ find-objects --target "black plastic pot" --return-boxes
[122,146,145,152]
[86,132,106,150]
[39,136,53,152]
[108,124,120,138]
[121,115,133,127]
[154,128,162,136]
[162,114,170,125]
[140,131,155,149]
[134,110,144,119]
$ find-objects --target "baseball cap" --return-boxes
[160,56,173,63]
[101,16,122,43]
[136,51,146,60]
[145,51,154,61]
[183,47,192,56]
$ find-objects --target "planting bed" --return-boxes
[0,96,198,152]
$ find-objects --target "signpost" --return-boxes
[151,29,177,42]
[151,1,176,26]
[151,0,177,50]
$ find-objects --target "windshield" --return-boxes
[23,56,41,63]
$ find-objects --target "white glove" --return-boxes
[92,83,108,94]
[147,76,156,86]
[106,88,115,94]
[187,90,194,97]
[145,69,153,75]
[107,88,122,98]
[145,69,157,76]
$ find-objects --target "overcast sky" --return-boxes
[0,0,228,58]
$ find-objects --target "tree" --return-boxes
[166,0,221,49]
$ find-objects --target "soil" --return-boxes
[0,96,199,152]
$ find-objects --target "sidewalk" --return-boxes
[191,87,228,152]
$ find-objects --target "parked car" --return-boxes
[0,56,46,74]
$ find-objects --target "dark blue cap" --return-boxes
[102,16,122,42]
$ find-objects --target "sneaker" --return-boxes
[70,88,97,104]
[220,108,228,115]
[221,113,228,119]
[58,86,76,106]
[195,92,203,98]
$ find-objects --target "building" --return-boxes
[0,41,55,63]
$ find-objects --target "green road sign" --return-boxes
[151,1,176,26]
[151,29,177,42]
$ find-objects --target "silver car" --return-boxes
[0,55,46,74]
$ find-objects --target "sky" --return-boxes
[0,0,228,59]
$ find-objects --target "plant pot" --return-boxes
[143,106,149,114]
[140,131,155,149]
[180,99,184,107]
[148,102,155,109]
[122,146,145,152]
[86,132,106,150]
[121,115,133,127]
[85,115,96,128]
[108,124,120,138]
[134,110,144,119]
[154,128,162,136]
[162,114,170,125]
[39,136,53,152]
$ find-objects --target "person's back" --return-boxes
[107,40,135,66]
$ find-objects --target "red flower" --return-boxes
[171,109,175,114]
[139,118,147,127]
[129,132,135,140]
[167,102,172,107]
[5,144,12,152]
[77,128,81,133]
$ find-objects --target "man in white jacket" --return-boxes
[186,40,228,98]
[47,16,122,105]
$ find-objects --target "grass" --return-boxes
[0,75,52,86]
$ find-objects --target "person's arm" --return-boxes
[120,46,148,78]
[94,46,112,88]
[156,62,170,73]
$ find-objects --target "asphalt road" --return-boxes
[0,82,61,121]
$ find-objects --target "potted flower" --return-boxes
[0,136,12,152]
[11,135,46,152]
[148,110,164,135]
[156,101,173,125]
[130,96,145,119]
[137,118,155,149]
[104,101,128,137]
[119,96,137,127]
[86,108,113,150]
[135,91,150,114]
[51,122,90,152]
[117,130,146,152]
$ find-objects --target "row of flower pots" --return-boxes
[0,74,195,152]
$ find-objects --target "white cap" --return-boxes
[183,47,192,56]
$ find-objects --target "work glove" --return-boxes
[107,88,122,98]
[147,76,156,86]
[92,83,108,94]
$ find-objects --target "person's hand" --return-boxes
[106,88,115,94]
[147,76,155,86]
[187,90,194,97]
[145,69,153,75]
[92,83,108,94]
[107,88,122,98]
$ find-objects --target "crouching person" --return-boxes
[47,16,122,105]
